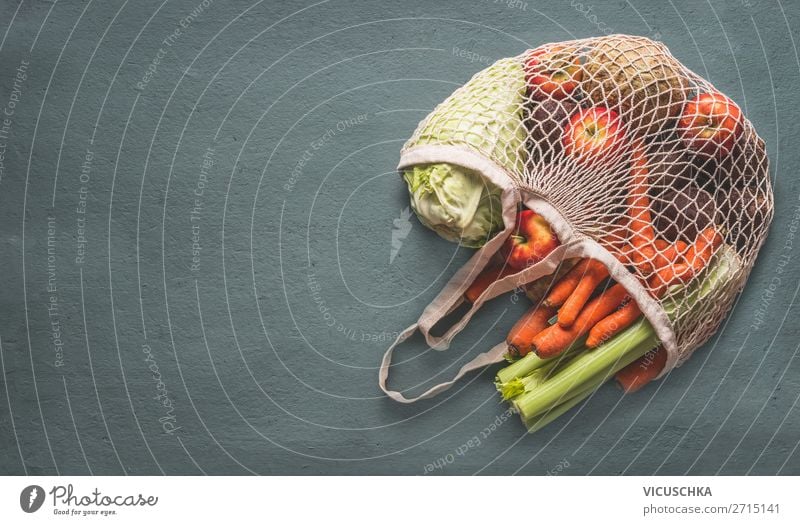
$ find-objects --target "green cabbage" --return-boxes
[408,58,529,174]
[401,59,528,247]
[403,164,502,248]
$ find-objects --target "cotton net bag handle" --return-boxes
[380,34,774,403]
[379,58,540,403]
[396,58,534,351]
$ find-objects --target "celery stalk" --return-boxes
[522,374,606,433]
[496,353,548,385]
[509,246,741,423]
[522,326,666,432]
[522,326,660,429]
[500,367,548,401]
[513,319,658,420]
[498,342,583,400]
[523,335,659,430]
[495,335,586,385]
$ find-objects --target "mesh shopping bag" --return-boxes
[379,35,773,404]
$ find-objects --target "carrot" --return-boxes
[589,238,701,346]
[465,265,517,303]
[615,345,668,393]
[591,236,710,347]
[557,259,609,328]
[645,227,721,297]
[532,283,628,358]
[507,305,556,358]
[586,299,642,348]
[682,227,722,273]
[654,239,669,250]
[544,259,591,307]
[612,243,634,266]
[615,242,645,267]
[648,263,693,297]
[627,143,656,270]
[652,239,688,270]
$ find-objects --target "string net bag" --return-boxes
[379,35,773,403]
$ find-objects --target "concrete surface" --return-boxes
[0,0,798,475]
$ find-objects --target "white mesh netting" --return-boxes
[399,35,773,371]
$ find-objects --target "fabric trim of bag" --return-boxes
[378,324,508,403]
[397,144,519,192]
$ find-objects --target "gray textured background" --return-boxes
[0,0,798,475]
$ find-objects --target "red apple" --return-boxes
[678,92,743,158]
[502,210,559,270]
[562,107,628,167]
[524,46,582,101]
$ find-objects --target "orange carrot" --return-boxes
[589,243,699,348]
[464,265,517,303]
[682,227,722,273]
[602,219,630,253]
[586,299,642,348]
[533,283,628,358]
[651,251,670,272]
[652,240,688,270]
[648,263,693,297]
[614,242,643,267]
[543,259,592,307]
[586,228,720,353]
[507,305,556,357]
[615,345,668,393]
[627,143,656,269]
[604,218,637,266]
[654,239,669,250]
[557,260,609,328]
[645,227,720,297]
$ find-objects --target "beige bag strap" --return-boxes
[415,181,520,349]
[378,325,508,403]
[397,146,525,349]
[382,147,561,403]
[378,244,571,403]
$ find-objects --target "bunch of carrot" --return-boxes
[506,224,720,360]
[496,245,736,431]
[488,142,731,432]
